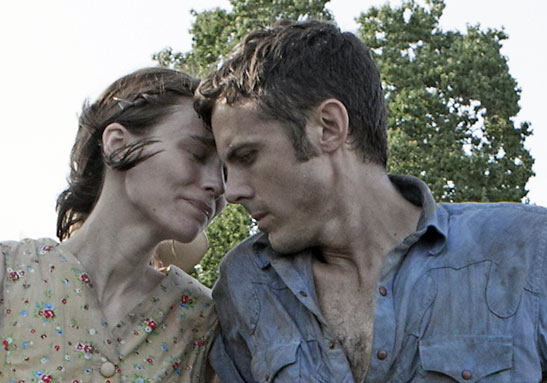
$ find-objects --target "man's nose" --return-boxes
[225,170,253,204]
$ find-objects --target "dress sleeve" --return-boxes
[0,242,6,299]
[539,237,547,376]
[0,241,18,334]
[188,303,221,383]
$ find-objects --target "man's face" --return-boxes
[212,101,330,254]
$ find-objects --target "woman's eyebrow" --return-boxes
[188,134,216,148]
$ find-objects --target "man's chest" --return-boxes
[316,282,376,382]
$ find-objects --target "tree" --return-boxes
[358,0,534,202]
[154,0,333,77]
[155,0,534,286]
[190,204,253,287]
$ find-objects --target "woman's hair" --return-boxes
[56,67,199,241]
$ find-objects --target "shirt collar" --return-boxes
[252,233,274,269]
[389,174,448,256]
[251,174,448,265]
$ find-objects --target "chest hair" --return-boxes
[316,282,376,382]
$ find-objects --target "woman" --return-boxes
[0,68,225,382]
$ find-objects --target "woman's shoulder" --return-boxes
[1,237,58,263]
[164,265,213,301]
[1,237,58,251]
[1,238,59,299]
[160,266,218,333]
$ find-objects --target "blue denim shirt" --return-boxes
[210,175,547,382]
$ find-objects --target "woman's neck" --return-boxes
[57,198,165,319]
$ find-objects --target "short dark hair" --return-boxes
[56,67,199,240]
[195,20,388,164]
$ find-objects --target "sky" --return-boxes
[0,0,545,241]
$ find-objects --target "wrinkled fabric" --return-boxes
[0,238,217,383]
[210,175,547,383]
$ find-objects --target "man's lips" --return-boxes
[251,212,267,221]
[250,212,272,231]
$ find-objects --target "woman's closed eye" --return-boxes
[190,149,207,162]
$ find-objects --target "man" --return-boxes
[195,20,547,382]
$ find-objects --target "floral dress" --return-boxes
[0,238,217,383]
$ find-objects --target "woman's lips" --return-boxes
[185,198,213,220]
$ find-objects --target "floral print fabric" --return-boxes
[0,238,217,383]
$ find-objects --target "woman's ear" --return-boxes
[102,122,129,157]
[313,98,349,154]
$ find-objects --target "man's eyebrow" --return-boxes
[188,134,216,147]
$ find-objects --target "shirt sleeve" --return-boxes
[209,333,247,383]
[210,255,259,383]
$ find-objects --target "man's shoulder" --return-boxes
[438,202,547,253]
[426,202,547,320]
[435,202,547,293]
[442,200,547,215]
[442,201,547,230]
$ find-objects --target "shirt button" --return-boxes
[299,291,308,298]
[100,361,116,378]
[377,350,388,360]
[265,372,271,381]
[461,370,472,380]
[379,286,388,296]
[329,341,336,350]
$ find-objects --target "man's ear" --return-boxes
[102,122,129,157]
[313,98,349,154]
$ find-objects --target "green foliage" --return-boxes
[358,0,533,202]
[190,204,255,288]
[158,0,535,286]
[153,0,332,77]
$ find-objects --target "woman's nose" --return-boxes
[202,163,226,198]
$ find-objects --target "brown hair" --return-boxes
[56,67,199,240]
[195,20,388,164]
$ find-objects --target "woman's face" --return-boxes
[122,97,225,243]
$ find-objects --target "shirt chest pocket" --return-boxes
[412,335,513,383]
[250,341,329,383]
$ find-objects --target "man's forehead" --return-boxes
[211,101,269,157]
[212,98,263,120]
[211,101,260,138]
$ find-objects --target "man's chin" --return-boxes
[267,232,306,256]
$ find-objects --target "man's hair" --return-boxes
[195,20,388,164]
[56,67,199,241]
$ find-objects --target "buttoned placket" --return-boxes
[363,274,397,382]
[270,250,355,383]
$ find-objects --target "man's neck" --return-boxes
[310,166,421,381]
[314,165,422,279]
